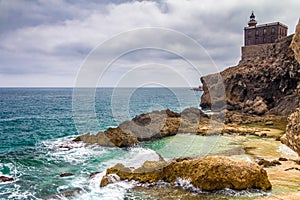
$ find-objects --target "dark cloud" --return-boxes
[0,0,299,87]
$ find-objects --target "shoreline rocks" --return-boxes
[281,108,300,157]
[101,156,272,192]
[73,108,283,148]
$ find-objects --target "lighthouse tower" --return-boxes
[248,11,257,27]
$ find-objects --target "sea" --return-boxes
[0,88,264,200]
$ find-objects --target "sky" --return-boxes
[0,0,299,87]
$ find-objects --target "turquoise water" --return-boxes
[1,88,207,199]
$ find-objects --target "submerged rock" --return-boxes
[281,108,300,156]
[102,156,272,191]
[0,175,14,182]
[59,172,73,177]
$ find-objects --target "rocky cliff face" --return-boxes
[281,108,300,156]
[200,20,300,116]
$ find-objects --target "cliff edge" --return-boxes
[200,19,300,116]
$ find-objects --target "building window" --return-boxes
[248,39,251,45]
[271,27,275,34]
[271,36,275,42]
[255,30,259,36]
[263,28,267,35]
[248,31,252,37]
[263,37,266,43]
[255,38,259,44]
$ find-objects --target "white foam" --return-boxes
[278,144,298,158]
[42,139,109,165]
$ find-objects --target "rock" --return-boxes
[290,19,300,63]
[284,167,300,171]
[249,97,268,115]
[257,159,281,168]
[104,156,272,191]
[59,172,73,177]
[89,171,101,179]
[265,121,274,126]
[74,127,138,148]
[278,157,288,161]
[100,174,120,187]
[104,127,138,147]
[200,21,300,116]
[0,175,14,182]
[281,108,300,156]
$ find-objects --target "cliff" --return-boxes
[200,19,300,116]
[281,108,300,156]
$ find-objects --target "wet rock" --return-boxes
[100,174,120,187]
[104,156,272,191]
[281,108,300,156]
[0,175,14,182]
[284,167,300,171]
[59,172,73,177]
[278,157,288,161]
[74,127,138,148]
[89,171,101,179]
[257,159,281,168]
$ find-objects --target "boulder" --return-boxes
[103,156,272,191]
[281,108,300,156]
[73,127,139,148]
[100,174,120,187]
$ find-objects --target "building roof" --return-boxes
[245,22,288,29]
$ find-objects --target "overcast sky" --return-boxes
[0,0,299,87]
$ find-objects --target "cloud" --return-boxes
[0,0,299,87]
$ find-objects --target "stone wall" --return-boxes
[241,43,274,62]
[240,34,294,66]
